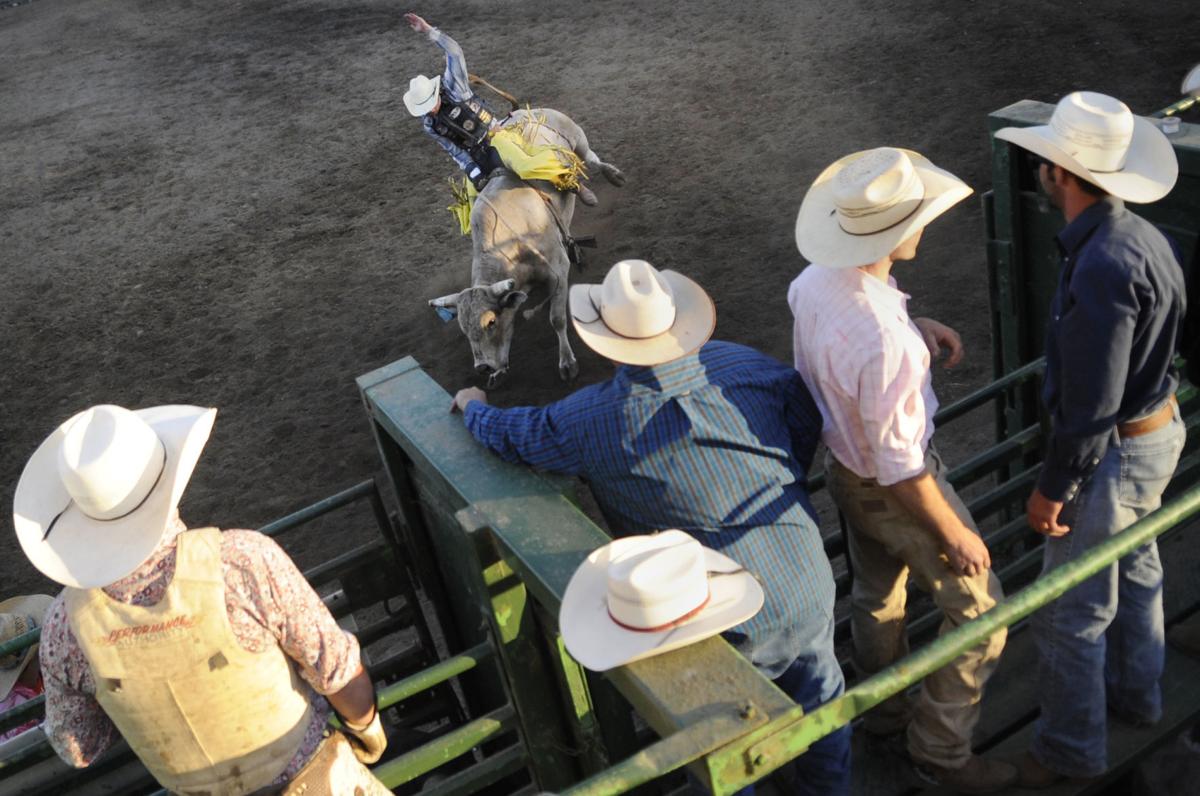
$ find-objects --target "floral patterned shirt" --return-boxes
[39,516,361,782]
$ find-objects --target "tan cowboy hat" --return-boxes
[404,74,441,116]
[13,405,217,589]
[795,147,972,269]
[0,595,54,701]
[559,530,763,672]
[994,91,1178,204]
[568,260,716,366]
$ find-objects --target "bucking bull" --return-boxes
[429,108,624,387]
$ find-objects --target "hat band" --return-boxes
[590,292,677,340]
[1049,116,1131,173]
[607,589,710,633]
[41,445,169,542]
[836,173,927,236]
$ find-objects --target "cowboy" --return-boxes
[451,259,851,796]
[995,91,1186,788]
[402,12,598,206]
[0,595,53,744]
[13,404,390,795]
[789,147,1014,793]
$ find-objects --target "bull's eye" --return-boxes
[480,310,498,330]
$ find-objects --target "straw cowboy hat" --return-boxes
[559,530,763,672]
[0,595,54,701]
[404,74,441,116]
[994,91,1178,204]
[795,147,972,269]
[568,260,716,366]
[13,405,217,589]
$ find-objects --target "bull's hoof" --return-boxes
[559,359,579,382]
[576,184,599,207]
[486,370,509,389]
[603,165,626,187]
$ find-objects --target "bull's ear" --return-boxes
[488,278,517,298]
[501,290,528,310]
[429,292,461,308]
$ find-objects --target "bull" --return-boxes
[428,108,624,387]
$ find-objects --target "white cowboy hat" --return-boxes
[0,595,54,701]
[568,260,716,366]
[795,147,972,269]
[559,530,763,672]
[994,91,1178,204]
[403,74,441,116]
[1184,64,1200,98]
[13,405,217,589]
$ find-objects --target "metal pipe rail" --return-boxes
[563,481,1200,796]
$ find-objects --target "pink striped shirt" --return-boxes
[788,265,937,485]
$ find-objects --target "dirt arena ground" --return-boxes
[1,0,1195,593]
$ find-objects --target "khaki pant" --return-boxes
[825,448,1006,769]
[279,732,391,796]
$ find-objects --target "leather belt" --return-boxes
[1117,395,1177,439]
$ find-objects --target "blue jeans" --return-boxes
[1031,409,1186,777]
[741,614,852,796]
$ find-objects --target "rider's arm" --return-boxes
[426,27,472,101]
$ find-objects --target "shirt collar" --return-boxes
[1056,196,1124,256]
[852,267,909,311]
[616,351,708,394]
[103,512,188,595]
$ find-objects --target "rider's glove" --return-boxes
[469,167,489,192]
[341,707,388,764]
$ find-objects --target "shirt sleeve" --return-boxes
[39,597,121,767]
[463,400,584,474]
[783,372,822,475]
[1038,251,1140,501]
[223,531,362,696]
[855,341,930,486]
[427,27,471,101]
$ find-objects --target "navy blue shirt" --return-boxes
[1040,197,1186,501]
[463,340,836,676]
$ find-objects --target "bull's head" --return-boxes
[429,278,528,387]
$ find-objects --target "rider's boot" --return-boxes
[574,184,599,207]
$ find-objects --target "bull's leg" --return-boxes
[549,268,578,381]
[569,125,626,188]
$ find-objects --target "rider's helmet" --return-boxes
[404,75,441,116]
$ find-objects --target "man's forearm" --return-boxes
[883,471,969,545]
[327,662,376,726]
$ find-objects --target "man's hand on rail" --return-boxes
[450,387,488,414]
[1027,488,1070,537]
[912,317,964,368]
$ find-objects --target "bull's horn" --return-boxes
[489,278,517,297]
[429,292,460,308]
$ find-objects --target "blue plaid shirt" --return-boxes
[464,340,836,676]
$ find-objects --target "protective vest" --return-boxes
[65,528,313,796]
[431,93,497,150]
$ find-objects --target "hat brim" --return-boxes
[13,406,217,588]
[403,75,441,116]
[559,537,764,672]
[0,594,54,700]
[795,149,972,269]
[994,116,1178,204]
[568,270,716,366]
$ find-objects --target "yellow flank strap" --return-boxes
[489,113,587,191]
